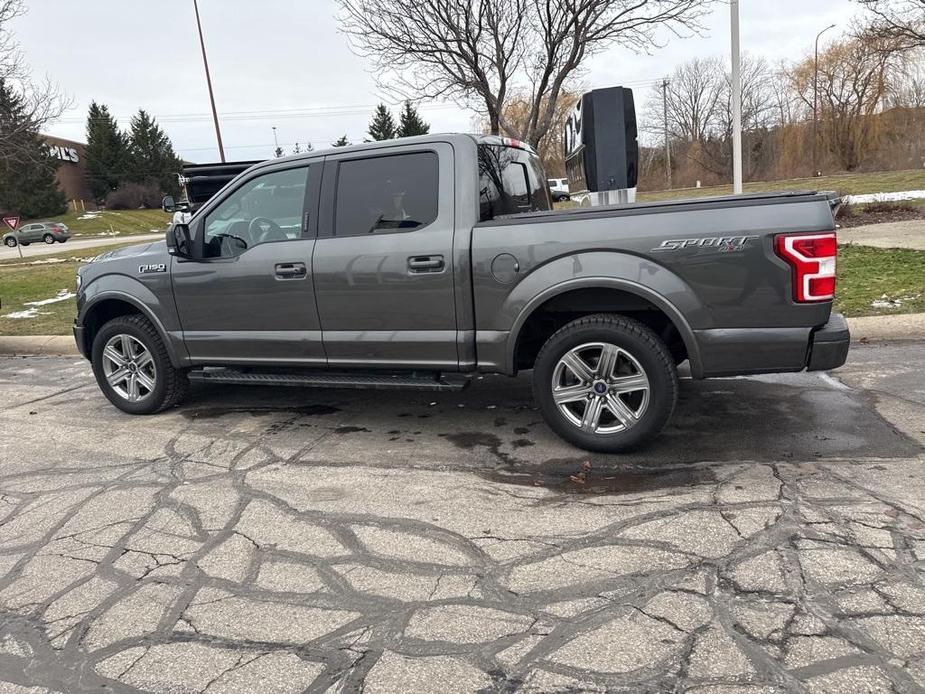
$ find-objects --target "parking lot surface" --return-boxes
[0,342,923,693]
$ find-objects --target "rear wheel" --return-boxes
[91,315,189,414]
[3,237,15,247]
[533,314,678,453]
[43,233,55,244]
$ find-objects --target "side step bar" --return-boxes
[187,368,469,392]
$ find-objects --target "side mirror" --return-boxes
[162,195,176,212]
[166,224,194,258]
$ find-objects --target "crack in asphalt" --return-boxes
[0,355,923,692]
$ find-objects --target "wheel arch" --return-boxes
[81,293,184,367]
[507,278,703,378]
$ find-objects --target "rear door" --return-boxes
[312,143,458,369]
[171,160,325,365]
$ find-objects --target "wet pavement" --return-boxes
[0,342,923,693]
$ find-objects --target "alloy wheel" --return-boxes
[101,334,157,402]
[551,342,650,434]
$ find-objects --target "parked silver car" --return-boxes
[2,221,71,247]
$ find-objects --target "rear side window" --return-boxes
[478,144,552,221]
[335,152,439,236]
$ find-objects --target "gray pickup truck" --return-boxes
[74,134,849,452]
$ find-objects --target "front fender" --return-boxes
[78,274,188,367]
[480,251,707,377]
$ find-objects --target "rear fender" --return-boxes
[496,252,706,377]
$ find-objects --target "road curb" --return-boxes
[1,314,924,357]
[0,335,79,356]
[847,313,925,342]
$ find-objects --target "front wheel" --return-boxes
[3,237,15,247]
[91,314,189,414]
[533,314,678,453]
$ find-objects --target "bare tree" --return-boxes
[789,34,900,170]
[857,0,925,49]
[0,0,70,167]
[646,57,724,143]
[337,0,711,148]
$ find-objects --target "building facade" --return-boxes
[43,134,95,207]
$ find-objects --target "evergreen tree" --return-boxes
[0,79,66,217]
[332,135,351,147]
[397,101,430,137]
[127,109,182,196]
[367,103,396,141]
[84,101,130,201]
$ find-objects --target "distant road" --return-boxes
[0,233,162,261]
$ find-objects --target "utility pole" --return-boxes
[662,79,671,189]
[272,126,280,157]
[730,0,743,194]
[193,0,226,163]
[813,24,837,177]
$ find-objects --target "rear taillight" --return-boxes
[774,232,837,302]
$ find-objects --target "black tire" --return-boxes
[3,237,15,247]
[91,314,189,415]
[532,314,678,453]
[43,233,54,244]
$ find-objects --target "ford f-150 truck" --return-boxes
[74,134,849,452]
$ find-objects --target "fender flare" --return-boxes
[506,276,704,378]
[81,290,186,368]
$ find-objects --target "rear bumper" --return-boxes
[807,312,850,371]
[692,312,849,378]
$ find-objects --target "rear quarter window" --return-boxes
[478,144,552,221]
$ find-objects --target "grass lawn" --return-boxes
[834,246,925,317]
[21,208,170,238]
[0,242,143,336]
[637,169,925,202]
[1,241,921,336]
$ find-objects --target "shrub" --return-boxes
[105,182,163,210]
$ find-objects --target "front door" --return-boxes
[312,143,458,369]
[171,161,325,365]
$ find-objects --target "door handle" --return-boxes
[408,255,445,273]
[275,262,307,279]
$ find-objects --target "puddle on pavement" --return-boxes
[182,404,341,420]
[482,460,717,496]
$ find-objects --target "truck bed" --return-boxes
[477,190,841,227]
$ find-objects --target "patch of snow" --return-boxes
[3,308,48,319]
[845,190,925,205]
[870,293,919,310]
[24,289,75,306]
[77,211,102,220]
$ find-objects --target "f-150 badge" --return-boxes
[651,235,758,253]
[138,263,167,274]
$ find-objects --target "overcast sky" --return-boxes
[14,0,860,162]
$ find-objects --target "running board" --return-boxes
[187,368,469,392]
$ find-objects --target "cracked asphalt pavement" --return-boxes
[0,342,923,693]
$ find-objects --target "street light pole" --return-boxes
[730,0,743,194]
[662,79,671,189]
[813,23,836,177]
[272,126,279,157]
[193,0,226,163]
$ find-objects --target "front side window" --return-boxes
[203,166,308,257]
[478,144,552,221]
[335,152,439,237]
